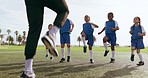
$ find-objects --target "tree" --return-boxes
[7,29,11,45]
[6,36,14,45]
[0,29,1,34]
[14,31,18,44]
[22,31,26,44]
[18,35,22,45]
[77,36,81,47]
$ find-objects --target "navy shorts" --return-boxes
[106,34,116,46]
[60,33,70,44]
[131,39,145,49]
[85,35,94,46]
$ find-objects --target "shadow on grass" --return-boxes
[44,63,109,77]
[100,65,138,78]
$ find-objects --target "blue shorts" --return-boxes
[60,33,70,44]
[131,39,145,49]
[85,35,94,46]
[106,34,116,46]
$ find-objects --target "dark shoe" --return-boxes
[20,71,26,78]
[137,61,144,66]
[130,54,135,61]
[67,56,70,62]
[90,59,94,64]
[45,54,48,57]
[83,46,87,53]
[110,58,115,63]
[59,58,65,63]
[104,50,109,57]
[20,71,36,78]
[50,57,53,61]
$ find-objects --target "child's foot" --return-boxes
[110,58,115,63]
[20,71,36,78]
[137,61,144,66]
[104,50,109,57]
[41,35,59,57]
[90,59,94,64]
[83,46,87,53]
[67,56,70,62]
[59,58,65,63]
[50,57,53,61]
[130,54,135,61]
[45,54,48,58]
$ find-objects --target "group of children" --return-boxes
[44,12,146,66]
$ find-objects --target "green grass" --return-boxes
[0,45,148,78]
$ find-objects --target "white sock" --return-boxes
[67,48,70,56]
[131,50,134,55]
[90,50,93,59]
[82,37,86,47]
[138,53,143,61]
[25,59,33,73]
[104,43,108,51]
[50,54,53,58]
[61,48,65,58]
[46,49,49,55]
[112,51,115,59]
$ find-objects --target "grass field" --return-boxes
[0,45,148,78]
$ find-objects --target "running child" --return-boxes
[98,12,119,63]
[82,15,99,63]
[129,16,146,66]
[59,19,74,63]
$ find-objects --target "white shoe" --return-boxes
[42,35,59,57]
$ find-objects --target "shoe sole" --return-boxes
[42,36,58,57]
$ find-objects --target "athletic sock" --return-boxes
[82,37,86,47]
[138,53,143,61]
[67,48,70,56]
[25,59,33,73]
[131,50,134,55]
[46,49,49,55]
[112,51,115,59]
[103,43,108,51]
[90,50,93,59]
[61,48,65,58]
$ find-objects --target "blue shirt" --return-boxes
[105,20,117,35]
[131,25,143,39]
[83,23,94,35]
[60,19,71,34]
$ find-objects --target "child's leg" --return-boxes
[131,47,135,55]
[89,46,93,59]
[137,49,143,62]
[67,44,71,62]
[103,36,109,51]
[82,36,86,47]
[111,45,116,59]
[61,44,65,58]
[46,47,49,57]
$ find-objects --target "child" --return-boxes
[129,16,146,66]
[81,31,87,53]
[44,24,54,60]
[98,12,119,63]
[59,19,74,63]
[82,15,99,63]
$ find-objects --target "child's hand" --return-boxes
[110,27,115,31]
[69,29,73,32]
[138,32,143,36]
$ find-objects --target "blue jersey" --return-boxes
[60,19,71,34]
[131,25,143,39]
[83,23,94,35]
[105,20,116,35]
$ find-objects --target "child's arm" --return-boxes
[92,23,99,28]
[138,33,146,36]
[69,23,74,32]
[129,31,132,35]
[98,27,105,35]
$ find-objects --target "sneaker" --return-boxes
[45,54,48,58]
[110,58,115,63]
[130,54,135,61]
[90,59,94,64]
[20,71,36,78]
[50,57,53,61]
[137,61,144,66]
[59,58,65,63]
[41,35,59,57]
[83,46,87,53]
[67,56,70,62]
[104,50,109,57]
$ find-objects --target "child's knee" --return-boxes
[67,44,70,48]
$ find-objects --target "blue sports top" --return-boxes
[83,23,94,35]
[105,20,118,35]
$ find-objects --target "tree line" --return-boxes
[0,29,26,45]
